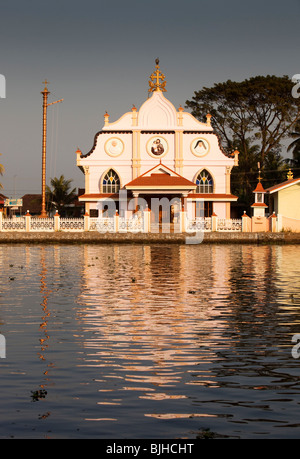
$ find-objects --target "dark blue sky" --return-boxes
[0,0,299,196]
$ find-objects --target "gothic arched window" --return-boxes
[102,169,120,193]
[196,170,214,193]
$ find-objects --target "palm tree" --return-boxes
[46,175,76,217]
[288,121,300,152]
[287,121,300,177]
[263,149,289,188]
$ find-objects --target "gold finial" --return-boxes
[287,168,294,180]
[42,79,50,93]
[257,162,262,182]
[148,58,167,93]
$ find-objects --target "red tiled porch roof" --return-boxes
[125,163,196,190]
[125,173,196,188]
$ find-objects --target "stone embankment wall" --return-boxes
[0,232,299,244]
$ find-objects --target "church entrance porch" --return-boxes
[124,162,198,232]
[141,194,181,233]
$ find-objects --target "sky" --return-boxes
[0,0,299,197]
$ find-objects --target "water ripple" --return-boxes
[0,244,299,438]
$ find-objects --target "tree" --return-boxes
[46,175,76,217]
[186,75,300,163]
[186,75,300,205]
[287,120,300,177]
[230,139,260,211]
[263,149,289,187]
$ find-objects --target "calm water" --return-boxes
[0,243,300,439]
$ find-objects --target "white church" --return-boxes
[76,60,239,227]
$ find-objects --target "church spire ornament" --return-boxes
[148,58,167,94]
[287,168,294,180]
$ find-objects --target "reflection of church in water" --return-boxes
[77,60,239,223]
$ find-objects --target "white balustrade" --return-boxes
[30,218,55,232]
[2,217,26,232]
[186,217,212,232]
[119,214,144,233]
[217,218,242,232]
[60,218,84,231]
[0,213,245,234]
[90,217,115,232]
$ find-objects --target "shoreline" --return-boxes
[0,231,299,244]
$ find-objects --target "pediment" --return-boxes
[142,163,179,177]
[138,91,177,129]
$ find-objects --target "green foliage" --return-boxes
[186,75,300,208]
[287,120,300,177]
[230,139,260,211]
[46,175,76,217]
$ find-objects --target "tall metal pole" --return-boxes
[40,80,63,218]
[40,80,50,217]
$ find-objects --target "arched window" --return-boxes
[102,169,120,193]
[196,170,213,193]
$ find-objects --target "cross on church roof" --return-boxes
[42,79,50,94]
[148,58,167,93]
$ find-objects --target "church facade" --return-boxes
[77,61,238,226]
